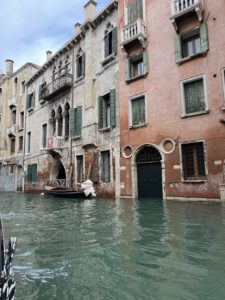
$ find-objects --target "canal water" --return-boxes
[0,193,225,300]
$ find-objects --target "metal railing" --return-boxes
[47,136,64,150]
[121,18,146,45]
[171,0,201,15]
[40,73,73,100]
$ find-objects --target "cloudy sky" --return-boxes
[0,0,110,72]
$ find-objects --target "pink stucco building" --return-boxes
[118,0,225,200]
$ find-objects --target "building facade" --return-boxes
[24,0,120,198]
[118,0,225,200]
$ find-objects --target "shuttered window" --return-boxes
[174,23,208,62]
[69,106,82,138]
[127,0,143,24]
[27,164,37,183]
[104,27,117,58]
[27,132,31,153]
[125,51,148,82]
[183,78,205,114]
[98,90,116,130]
[130,95,146,127]
[101,151,110,182]
[26,92,35,110]
[182,142,206,180]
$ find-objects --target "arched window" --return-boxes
[51,109,56,136]
[64,102,70,138]
[57,106,63,136]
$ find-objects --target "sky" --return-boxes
[0,0,111,72]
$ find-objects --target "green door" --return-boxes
[137,162,162,199]
[136,146,162,199]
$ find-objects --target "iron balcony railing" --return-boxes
[121,18,146,46]
[170,0,201,16]
[40,73,73,100]
[47,136,64,150]
[8,95,18,107]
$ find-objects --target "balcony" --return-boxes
[7,124,17,136]
[47,136,64,150]
[170,0,203,31]
[121,19,146,49]
[40,73,73,101]
[8,95,18,107]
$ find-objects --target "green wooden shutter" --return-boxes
[125,58,130,81]
[27,165,32,182]
[112,27,117,54]
[143,50,149,75]
[110,89,116,127]
[32,91,35,107]
[81,53,85,76]
[200,23,209,53]
[69,108,76,137]
[104,34,109,58]
[174,35,182,62]
[98,96,104,129]
[32,164,37,182]
[75,106,82,137]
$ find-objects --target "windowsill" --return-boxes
[182,178,207,183]
[75,75,84,83]
[99,126,111,132]
[129,123,147,129]
[101,53,116,66]
[221,106,225,112]
[181,109,209,118]
[72,135,81,140]
[125,73,147,84]
[177,51,207,65]
[27,107,34,113]
[39,99,46,105]
[18,127,24,131]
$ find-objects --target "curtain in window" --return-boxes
[132,97,145,126]
[184,79,205,114]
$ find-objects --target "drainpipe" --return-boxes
[69,48,75,187]
[22,86,27,192]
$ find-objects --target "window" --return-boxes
[76,155,83,183]
[14,77,18,95]
[104,28,117,58]
[98,90,116,130]
[181,76,207,116]
[175,24,208,62]
[20,111,24,129]
[9,165,14,175]
[69,106,82,138]
[39,82,46,101]
[101,151,110,182]
[11,109,16,125]
[26,92,35,111]
[27,164,37,183]
[125,51,148,82]
[27,132,31,153]
[10,138,15,154]
[21,81,25,94]
[42,123,47,148]
[127,0,143,24]
[129,94,146,127]
[181,142,206,180]
[19,136,23,151]
[64,103,70,138]
[76,53,85,79]
[57,106,63,137]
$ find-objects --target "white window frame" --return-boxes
[129,93,147,128]
[180,74,208,117]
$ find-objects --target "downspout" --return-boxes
[22,86,27,192]
[69,48,75,187]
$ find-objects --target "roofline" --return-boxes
[26,0,118,85]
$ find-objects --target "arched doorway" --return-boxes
[136,146,162,199]
[51,159,66,181]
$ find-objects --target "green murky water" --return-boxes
[0,193,225,299]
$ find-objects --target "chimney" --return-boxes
[74,22,81,35]
[84,0,97,21]
[46,50,53,61]
[5,59,14,77]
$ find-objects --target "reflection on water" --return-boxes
[0,193,225,300]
